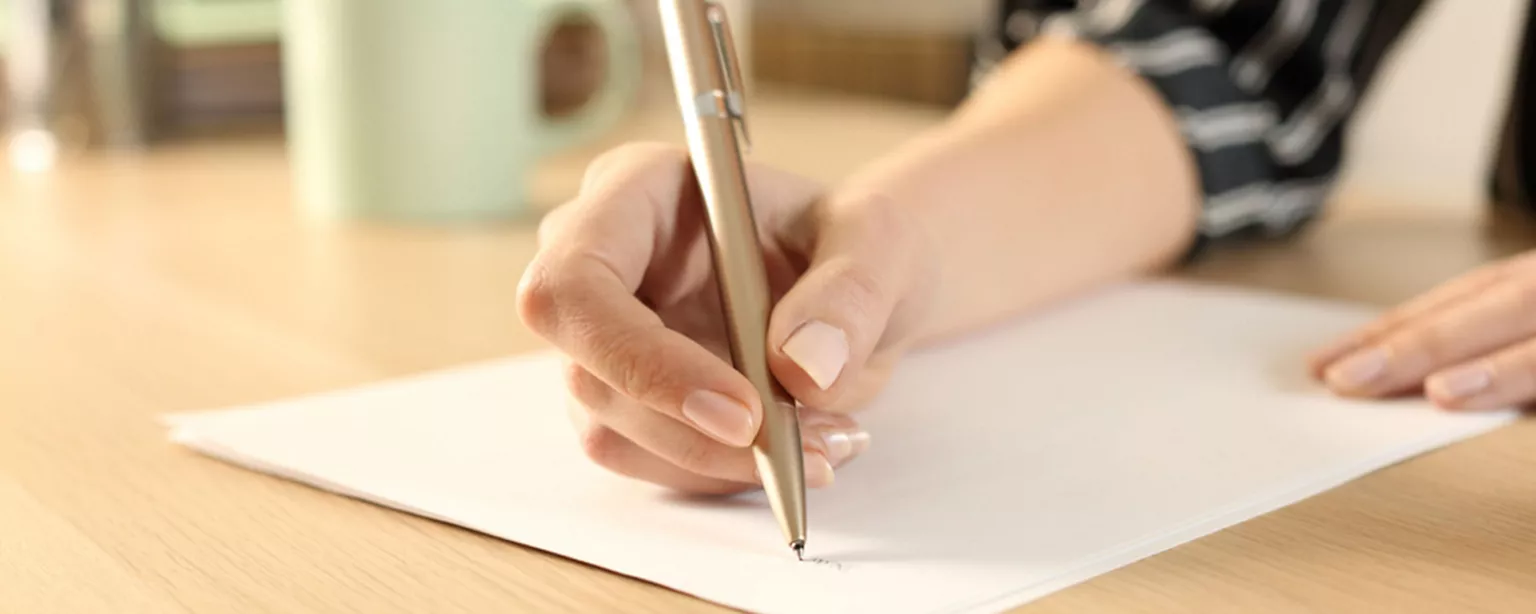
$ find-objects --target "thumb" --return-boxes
[768,202,927,412]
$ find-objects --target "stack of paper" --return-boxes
[165,282,1516,613]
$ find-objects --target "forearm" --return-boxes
[832,38,1201,345]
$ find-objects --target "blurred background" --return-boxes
[0,0,991,131]
[0,0,1529,215]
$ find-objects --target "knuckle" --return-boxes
[1491,338,1536,373]
[1504,352,1536,391]
[670,438,720,474]
[617,357,673,408]
[1354,321,1393,343]
[578,424,626,468]
[830,259,893,325]
[563,362,612,412]
[582,142,686,190]
[1395,326,1454,368]
[1510,279,1536,314]
[1487,355,1528,397]
[515,259,562,336]
[589,325,675,406]
[535,204,573,247]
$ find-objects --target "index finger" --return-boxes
[517,145,765,447]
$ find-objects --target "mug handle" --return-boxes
[534,0,641,155]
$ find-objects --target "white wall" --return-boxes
[1339,0,1530,213]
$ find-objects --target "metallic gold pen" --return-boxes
[657,0,807,559]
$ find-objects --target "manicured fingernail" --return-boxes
[804,451,835,488]
[1325,347,1388,390]
[782,320,849,390]
[821,430,871,466]
[1430,364,1491,400]
[682,390,756,447]
[1308,342,1357,376]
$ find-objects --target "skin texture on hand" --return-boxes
[518,144,926,494]
[1310,252,1536,411]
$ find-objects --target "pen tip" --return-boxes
[791,540,805,561]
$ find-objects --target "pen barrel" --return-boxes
[658,0,806,549]
[693,116,806,547]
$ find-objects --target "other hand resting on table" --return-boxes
[1312,253,1536,411]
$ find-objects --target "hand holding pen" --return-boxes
[519,137,902,489]
[516,136,916,489]
[518,0,931,555]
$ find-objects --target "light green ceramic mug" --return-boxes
[282,0,640,222]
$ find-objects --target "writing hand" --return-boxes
[517,144,933,494]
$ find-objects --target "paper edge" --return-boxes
[168,427,782,613]
[156,285,1504,614]
[169,409,1520,614]
[938,411,1519,613]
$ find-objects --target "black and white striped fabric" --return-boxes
[975,0,1429,257]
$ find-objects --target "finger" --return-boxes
[562,362,748,493]
[570,359,760,481]
[767,198,930,412]
[567,364,858,486]
[1308,262,1507,378]
[555,141,821,311]
[1321,279,1536,397]
[569,142,822,252]
[522,250,764,446]
[797,407,874,468]
[1424,337,1536,411]
[793,357,899,416]
[577,424,757,495]
[631,150,826,310]
[592,411,838,489]
[521,148,766,447]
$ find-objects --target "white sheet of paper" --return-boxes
[164,281,1517,613]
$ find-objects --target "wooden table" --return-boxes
[3,89,1534,613]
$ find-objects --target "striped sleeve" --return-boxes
[974,0,1426,257]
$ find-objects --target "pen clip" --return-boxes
[705,1,750,153]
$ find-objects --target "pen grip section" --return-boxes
[688,112,807,545]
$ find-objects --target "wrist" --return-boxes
[818,40,1200,345]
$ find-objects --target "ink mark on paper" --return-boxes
[800,556,845,571]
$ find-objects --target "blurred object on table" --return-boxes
[752,18,972,107]
[153,0,282,133]
[0,0,973,152]
[752,0,986,107]
[630,0,970,106]
[4,0,155,172]
[281,0,640,224]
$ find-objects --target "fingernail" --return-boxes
[682,390,756,447]
[782,320,849,390]
[821,430,871,466]
[1430,364,1491,400]
[1325,347,1388,390]
[1308,342,1357,377]
[804,451,835,488]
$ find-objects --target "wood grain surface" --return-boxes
[1,90,1533,613]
